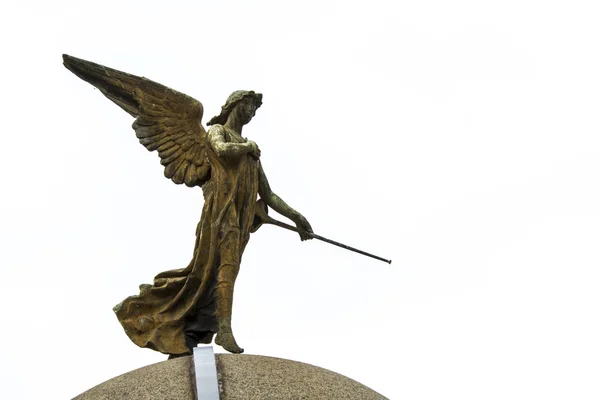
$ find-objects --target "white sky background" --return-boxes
[1,0,599,398]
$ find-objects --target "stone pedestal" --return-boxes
[73,354,387,399]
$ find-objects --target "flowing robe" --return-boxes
[114,126,259,355]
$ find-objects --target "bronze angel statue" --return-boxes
[63,54,314,356]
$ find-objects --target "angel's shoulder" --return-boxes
[207,123,225,133]
[207,124,226,138]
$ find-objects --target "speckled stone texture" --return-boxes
[216,354,387,400]
[73,354,387,400]
[73,355,196,400]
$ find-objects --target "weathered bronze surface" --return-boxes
[63,54,313,356]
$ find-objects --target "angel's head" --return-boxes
[207,90,263,126]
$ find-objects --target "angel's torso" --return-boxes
[203,125,259,233]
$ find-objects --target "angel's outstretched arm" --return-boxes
[258,163,313,241]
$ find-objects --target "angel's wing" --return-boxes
[63,54,210,187]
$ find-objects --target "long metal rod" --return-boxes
[263,217,392,264]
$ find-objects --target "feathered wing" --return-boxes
[63,54,210,187]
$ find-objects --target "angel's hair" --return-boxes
[207,90,262,126]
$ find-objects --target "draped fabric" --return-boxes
[113,127,259,355]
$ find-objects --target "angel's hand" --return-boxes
[247,140,261,159]
[294,215,313,241]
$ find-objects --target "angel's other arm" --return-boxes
[258,162,313,240]
[208,125,256,157]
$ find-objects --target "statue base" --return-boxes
[73,352,387,399]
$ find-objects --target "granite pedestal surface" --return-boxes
[73,353,387,399]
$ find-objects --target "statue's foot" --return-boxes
[215,331,244,354]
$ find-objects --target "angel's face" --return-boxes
[239,98,257,124]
